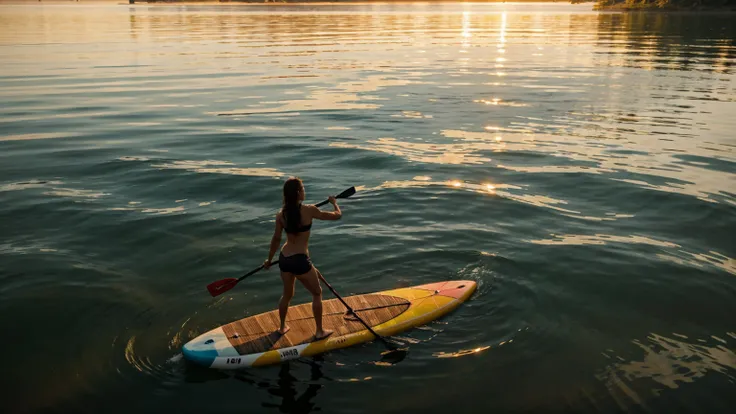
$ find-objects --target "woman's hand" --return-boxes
[263,259,272,270]
[309,198,341,221]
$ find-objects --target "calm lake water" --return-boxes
[1,2,735,413]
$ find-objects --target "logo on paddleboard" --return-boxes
[279,348,299,360]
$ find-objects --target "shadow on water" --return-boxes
[257,362,325,414]
[183,358,328,414]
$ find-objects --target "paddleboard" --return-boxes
[182,280,476,369]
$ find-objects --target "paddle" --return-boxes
[314,186,356,208]
[206,186,356,297]
[317,271,408,364]
[207,261,279,297]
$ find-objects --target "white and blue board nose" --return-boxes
[182,327,237,368]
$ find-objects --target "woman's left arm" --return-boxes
[264,212,283,269]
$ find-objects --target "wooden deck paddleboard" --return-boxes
[182,280,476,369]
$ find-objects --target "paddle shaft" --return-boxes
[207,259,283,296]
[260,188,351,276]
[207,186,354,298]
[316,271,396,350]
[314,186,355,208]
[239,260,279,282]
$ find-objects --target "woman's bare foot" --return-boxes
[277,326,290,335]
[315,329,333,340]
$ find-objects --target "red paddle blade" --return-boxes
[207,278,238,297]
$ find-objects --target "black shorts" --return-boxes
[278,252,313,275]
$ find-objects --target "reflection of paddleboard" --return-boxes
[183,280,476,369]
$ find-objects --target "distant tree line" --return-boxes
[593,0,736,9]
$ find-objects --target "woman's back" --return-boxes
[268,177,343,259]
[281,204,313,255]
[265,177,344,341]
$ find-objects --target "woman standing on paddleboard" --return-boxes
[264,177,341,340]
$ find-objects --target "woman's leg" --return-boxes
[296,266,333,339]
[279,271,296,334]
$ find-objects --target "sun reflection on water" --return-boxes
[433,345,491,359]
[597,333,736,410]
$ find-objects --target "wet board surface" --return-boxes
[183,280,477,368]
[222,293,410,355]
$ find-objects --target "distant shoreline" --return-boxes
[122,0,577,4]
[596,5,736,11]
[594,1,736,12]
[9,0,736,11]
[3,1,587,4]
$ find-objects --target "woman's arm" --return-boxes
[308,196,342,220]
[264,212,283,268]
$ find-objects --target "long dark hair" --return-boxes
[282,177,303,233]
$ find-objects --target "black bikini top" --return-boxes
[287,222,312,234]
[282,207,312,234]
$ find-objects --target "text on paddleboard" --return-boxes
[280,348,299,359]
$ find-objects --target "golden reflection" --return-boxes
[124,336,143,373]
[657,250,736,276]
[140,206,186,215]
[391,111,433,119]
[330,137,492,165]
[0,133,72,142]
[337,376,373,382]
[687,251,735,276]
[460,11,472,54]
[150,160,284,178]
[332,121,727,219]
[0,2,731,247]
[529,234,679,248]
[441,129,732,202]
[338,151,632,221]
[218,75,412,116]
[499,12,507,46]
[359,177,518,195]
[358,177,604,219]
[110,202,194,215]
[461,11,472,40]
[118,156,149,162]
[3,111,116,123]
[44,188,109,200]
[433,345,491,359]
[597,333,736,410]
